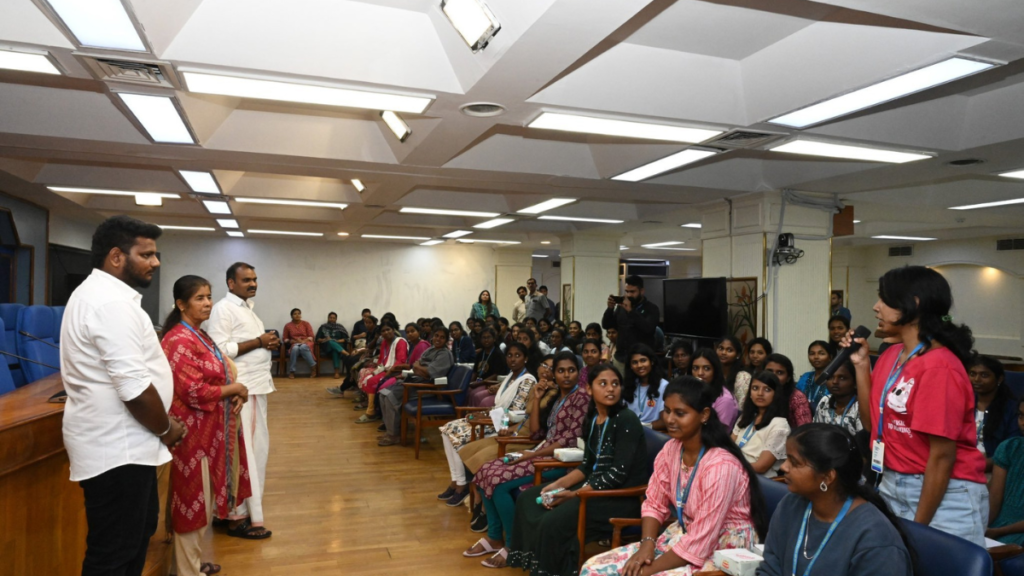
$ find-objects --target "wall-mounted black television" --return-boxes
[662,278,728,339]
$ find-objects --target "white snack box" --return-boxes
[713,548,763,576]
[554,448,584,462]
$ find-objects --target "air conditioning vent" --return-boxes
[704,130,784,150]
[552,260,561,268]
[888,246,913,257]
[996,238,1024,251]
[76,54,181,89]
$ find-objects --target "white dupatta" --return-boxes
[494,369,535,410]
[374,336,407,375]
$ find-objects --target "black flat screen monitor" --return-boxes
[662,278,728,339]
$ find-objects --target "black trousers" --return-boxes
[79,464,159,576]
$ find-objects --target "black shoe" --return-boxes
[446,488,469,507]
[470,512,488,533]
[437,486,457,501]
[377,424,387,432]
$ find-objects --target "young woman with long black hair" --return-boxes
[968,354,1021,470]
[756,424,913,576]
[763,353,812,429]
[623,344,668,429]
[795,340,835,412]
[581,376,768,576]
[732,371,791,475]
[716,335,751,404]
[689,348,738,428]
[843,265,988,546]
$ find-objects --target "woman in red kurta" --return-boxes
[161,275,252,576]
[355,322,409,423]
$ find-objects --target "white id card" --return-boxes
[871,440,885,474]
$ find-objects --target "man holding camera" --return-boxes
[603,275,660,373]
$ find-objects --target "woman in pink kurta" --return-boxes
[355,322,408,421]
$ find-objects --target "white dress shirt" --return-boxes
[204,292,275,395]
[61,269,173,481]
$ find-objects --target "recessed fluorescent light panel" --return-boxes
[537,215,624,224]
[178,170,220,194]
[871,235,937,241]
[400,207,500,218]
[517,198,576,214]
[999,170,1024,179]
[0,49,60,75]
[217,219,239,228]
[613,149,717,182]
[441,0,501,52]
[949,198,1024,210]
[226,231,244,238]
[457,239,521,244]
[181,71,431,114]
[134,193,163,207]
[337,232,350,236]
[351,179,365,192]
[380,111,411,142]
[444,230,474,239]
[474,218,514,229]
[642,241,685,248]
[234,198,347,209]
[248,229,324,237]
[528,112,722,143]
[46,0,146,51]
[540,241,551,245]
[202,200,232,215]
[681,223,702,229]
[643,247,696,251]
[853,220,861,224]
[118,94,195,144]
[770,140,930,164]
[47,186,180,199]
[362,234,431,241]
[532,254,548,258]
[158,225,215,231]
[420,240,444,246]
[628,259,668,263]
[770,58,996,128]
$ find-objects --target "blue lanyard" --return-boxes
[792,497,853,576]
[675,446,705,530]
[548,385,578,429]
[589,417,609,472]
[832,397,855,423]
[737,423,756,448]
[875,343,926,440]
[180,322,229,384]
[496,368,528,400]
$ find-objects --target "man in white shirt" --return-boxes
[511,286,527,324]
[61,215,186,576]
[204,262,279,539]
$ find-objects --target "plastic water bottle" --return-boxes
[501,409,510,430]
[503,452,522,464]
[536,488,565,506]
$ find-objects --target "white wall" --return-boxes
[532,258,561,305]
[49,212,97,250]
[155,235,502,332]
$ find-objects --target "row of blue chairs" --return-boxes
[0,303,63,394]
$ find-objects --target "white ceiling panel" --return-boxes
[0,83,149,144]
[444,134,600,178]
[34,163,187,191]
[0,0,75,48]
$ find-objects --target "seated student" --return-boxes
[508,364,649,576]
[567,320,584,347]
[716,335,751,405]
[377,327,454,447]
[732,371,791,475]
[283,308,316,378]
[744,337,772,373]
[449,321,476,365]
[795,340,834,412]
[355,321,408,423]
[968,354,1021,469]
[578,339,603,389]
[469,317,485,349]
[763,353,812,429]
[516,329,544,376]
[828,314,850,350]
[812,357,863,435]
[690,348,739,428]
[668,340,693,380]
[466,328,511,408]
[988,397,1024,545]
[581,377,768,576]
[437,342,537,506]
[497,317,511,347]
[538,318,554,345]
[464,352,589,568]
[351,308,372,341]
[605,327,618,364]
[583,323,610,361]
[548,328,573,355]
[624,344,668,430]
[757,424,913,576]
[316,312,350,380]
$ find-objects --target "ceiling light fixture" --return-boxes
[457,239,521,244]
[235,197,347,209]
[441,0,501,52]
[47,186,179,199]
[248,229,324,237]
[351,179,366,192]
[226,231,244,238]
[361,234,431,241]
[158,225,215,231]
[532,254,548,258]
[613,149,717,182]
[400,207,500,218]
[134,193,163,207]
[181,71,432,114]
[871,235,937,241]
[517,198,577,214]
[202,200,232,215]
[770,140,930,164]
[998,169,1024,179]
[681,223,702,229]
[627,259,668,262]
[337,232,350,236]
[420,240,444,246]
[474,218,514,229]
[380,111,411,142]
[46,0,146,51]
[118,94,195,144]
[537,215,624,224]
[770,57,997,128]
[540,241,551,245]
[644,247,696,251]
[949,198,1024,210]
[853,220,861,224]
[642,241,685,248]
[528,112,722,143]
[620,246,629,250]
[217,218,239,228]
[178,170,220,194]
[443,230,474,239]
[0,49,60,75]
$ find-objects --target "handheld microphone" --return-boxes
[0,349,59,370]
[19,331,60,350]
[814,325,871,387]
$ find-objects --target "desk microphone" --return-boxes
[0,349,59,370]
[814,325,871,387]
[19,331,60,350]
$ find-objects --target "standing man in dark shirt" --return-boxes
[602,275,660,373]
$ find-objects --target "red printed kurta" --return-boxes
[358,337,409,394]
[162,323,252,533]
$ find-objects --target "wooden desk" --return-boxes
[0,375,171,576]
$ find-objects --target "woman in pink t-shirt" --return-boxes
[844,265,988,546]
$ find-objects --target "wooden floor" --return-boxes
[208,377,492,575]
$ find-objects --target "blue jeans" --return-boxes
[288,343,315,374]
[880,470,989,547]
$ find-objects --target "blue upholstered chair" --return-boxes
[0,303,25,386]
[1004,371,1024,401]
[51,306,65,344]
[0,318,15,395]
[899,518,993,576]
[16,305,60,383]
[400,364,474,459]
[758,474,791,519]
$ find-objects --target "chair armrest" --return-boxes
[404,383,440,390]
[455,406,491,415]
[694,571,728,576]
[989,544,1024,562]
[609,518,643,548]
[577,485,648,501]
[533,460,578,484]
[496,437,537,457]
[418,389,461,397]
